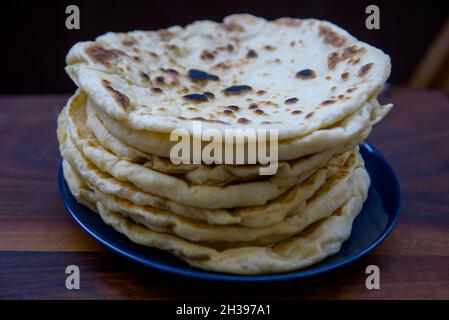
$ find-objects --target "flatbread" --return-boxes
[91,152,361,244]
[64,155,370,274]
[90,92,389,162]
[64,92,372,209]
[86,91,360,186]
[60,123,363,244]
[66,14,391,151]
[58,107,360,227]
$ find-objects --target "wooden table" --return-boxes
[1,89,448,299]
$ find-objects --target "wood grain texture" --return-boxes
[0,90,448,299]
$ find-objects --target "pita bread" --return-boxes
[63,155,370,274]
[66,14,391,152]
[90,92,390,162]
[86,91,363,186]
[64,92,372,209]
[58,107,360,227]
[60,121,363,244]
[91,151,361,244]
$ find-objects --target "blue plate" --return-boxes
[59,143,401,282]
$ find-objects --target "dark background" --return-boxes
[1,0,448,94]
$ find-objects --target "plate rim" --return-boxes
[59,142,402,282]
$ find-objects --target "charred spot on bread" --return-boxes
[285,97,299,104]
[200,50,215,60]
[188,69,220,82]
[224,21,245,32]
[318,25,346,47]
[182,93,209,103]
[122,38,137,47]
[203,92,215,99]
[320,99,336,106]
[102,80,130,111]
[246,49,258,58]
[305,111,315,118]
[296,69,316,80]
[151,87,163,94]
[155,76,165,84]
[227,105,240,111]
[139,71,150,82]
[160,68,179,75]
[85,45,127,67]
[327,45,366,70]
[222,85,253,96]
[237,117,251,124]
[357,63,373,77]
[223,109,234,115]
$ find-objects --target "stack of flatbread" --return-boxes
[57,14,392,274]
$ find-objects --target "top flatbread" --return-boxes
[65,14,391,141]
